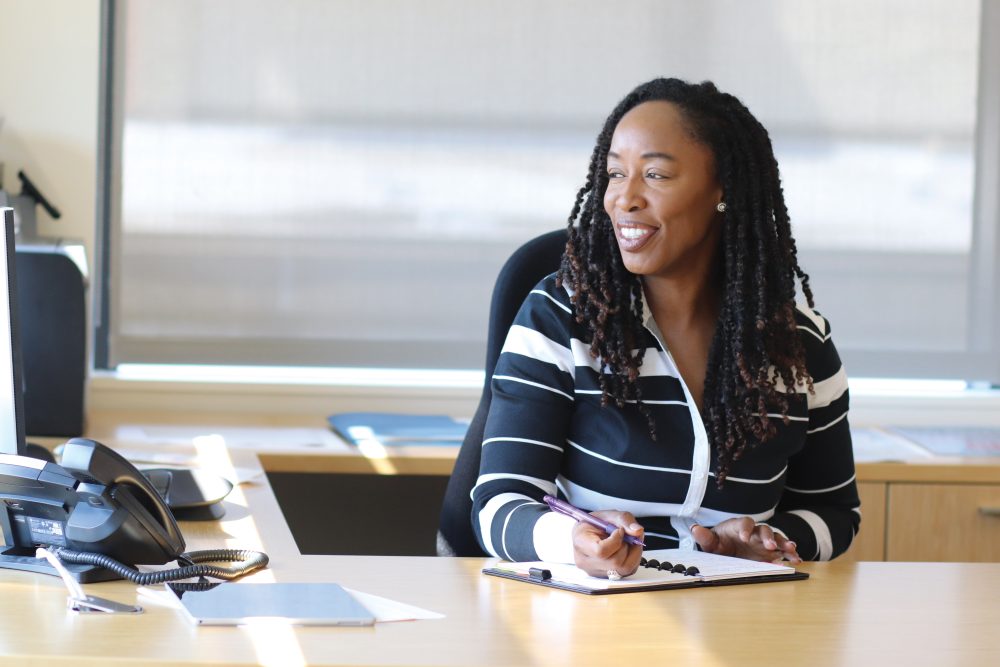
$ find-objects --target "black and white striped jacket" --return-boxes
[472,274,860,563]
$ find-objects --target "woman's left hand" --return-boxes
[691,517,802,564]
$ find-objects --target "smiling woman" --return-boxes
[472,78,860,580]
[604,101,723,290]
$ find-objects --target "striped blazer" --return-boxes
[472,273,860,563]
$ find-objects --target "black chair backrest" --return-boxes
[437,229,568,556]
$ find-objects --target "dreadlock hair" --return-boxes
[556,77,815,485]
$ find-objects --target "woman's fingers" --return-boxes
[749,524,804,563]
[572,521,643,578]
[776,536,802,563]
[753,523,779,550]
[691,523,722,553]
[692,518,804,563]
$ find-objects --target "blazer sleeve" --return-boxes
[767,311,862,560]
[471,278,578,561]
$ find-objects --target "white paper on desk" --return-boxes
[136,586,183,609]
[137,586,444,623]
[111,448,201,467]
[851,427,935,462]
[117,425,352,452]
[133,462,264,486]
[343,588,445,622]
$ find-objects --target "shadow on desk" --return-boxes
[266,472,450,556]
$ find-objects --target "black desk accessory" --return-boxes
[142,468,234,521]
[0,170,86,437]
[15,243,86,436]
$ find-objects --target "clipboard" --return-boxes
[483,548,808,595]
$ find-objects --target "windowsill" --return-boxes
[88,366,485,418]
[108,364,485,389]
[88,366,1000,427]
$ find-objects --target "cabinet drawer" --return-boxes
[887,483,1000,562]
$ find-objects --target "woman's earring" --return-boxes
[716,202,727,213]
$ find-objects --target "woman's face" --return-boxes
[603,101,723,280]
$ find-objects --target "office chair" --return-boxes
[436,228,568,556]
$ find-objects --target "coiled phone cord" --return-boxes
[51,547,270,585]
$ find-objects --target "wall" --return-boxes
[0,0,101,255]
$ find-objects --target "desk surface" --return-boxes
[7,411,1000,666]
[4,416,1000,666]
[4,559,998,667]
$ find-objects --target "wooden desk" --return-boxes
[4,559,999,667]
[4,416,1000,665]
[45,410,1000,561]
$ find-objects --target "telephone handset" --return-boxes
[1,438,267,583]
[0,438,186,582]
[0,438,268,586]
[57,437,186,564]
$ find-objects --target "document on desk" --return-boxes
[117,425,354,452]
[888,426,1000,457]
[343,587,445,622]
[142,583,445,624]
[166,583,376,626]
[850,427,936,462]
[485,549,807,595]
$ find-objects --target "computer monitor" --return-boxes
[0,208,26,456]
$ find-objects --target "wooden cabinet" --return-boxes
[845,463,1000,562]
[840,481,886,562]
[887,483,1000,561]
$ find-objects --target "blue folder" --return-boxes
[327,412,467,447]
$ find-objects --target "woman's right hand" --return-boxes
[571,510,645,579]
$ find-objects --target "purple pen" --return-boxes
[543,494,646,547]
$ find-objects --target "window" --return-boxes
[98,0,1000,382]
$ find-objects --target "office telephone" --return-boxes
[0,438,267,583]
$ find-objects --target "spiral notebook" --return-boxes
[484,548,807,595]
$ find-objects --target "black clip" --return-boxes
[528,567,552,581]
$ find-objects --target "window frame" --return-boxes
[93,0,1000,385]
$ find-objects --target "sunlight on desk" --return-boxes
[488,576,730,667]
[243,620,306,667]
[192,434,241,481]
[185,434,274,572]
[526,592,575,664]
[350,427,399,475]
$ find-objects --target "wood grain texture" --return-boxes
[3,557,1000,666]
[839,481,886,562]
[888,483,1000,561]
